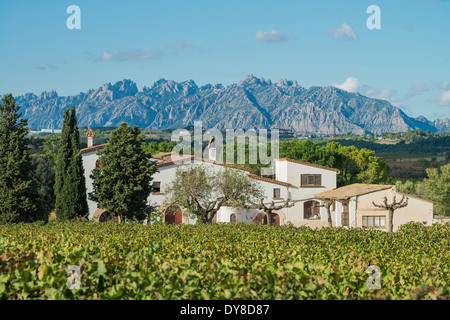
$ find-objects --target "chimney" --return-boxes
[207,136,216,161]
[86,126,94,147]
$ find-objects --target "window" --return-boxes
[301,174,322,187]
[273,188,281,198]
[153,181,161,193]
[362,216,386,228]
[304,201,321,219]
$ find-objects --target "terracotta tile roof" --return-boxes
[81,146,261,176]
[200,158,253,172]
[155,155,194,169]
[80,144,107,154]
[155,155,254,173]
[86,126,94,137]
[275,158,340,172]
[151,152,173,162]
[315,183,394,200]
[246,174,291,187]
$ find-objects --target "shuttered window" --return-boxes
[273,188,281,198]
[153,181,161,193]
[300,174,322,186]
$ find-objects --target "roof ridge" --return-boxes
[80,143,107,154]
[276,158,340,172]
[315,183,394,199]
[246,173,291,187]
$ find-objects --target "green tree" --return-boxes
[165,165,264,223]
[54,106,88,221]
[143,141,175,156]
[423,163,450,217]
[43,134,60,166]
[0,94,42,223]
[31,154,55,219]
[89,123,157,221]
[325,142,391,185]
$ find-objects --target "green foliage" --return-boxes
[142,141,175,156]
[0,222,448,300]
[165,165,264,223]
[423,163,450,217]
[54,106,88,221]
[30,155,55,220]
[0,94,42,223]
[325,142,392,185]
[395,179,426,197]
[319,135,450,155]
[89,123,157,220]
[43,134,60,166]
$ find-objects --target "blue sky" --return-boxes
[1,0,449,120]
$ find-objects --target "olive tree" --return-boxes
[165,164,264,223]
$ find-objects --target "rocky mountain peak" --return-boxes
[151,78,183,94]
[38,90,58,100]
[111,79,138,98]
[276,78,299,88]
[238,74,272,87]
[9,76,447,134]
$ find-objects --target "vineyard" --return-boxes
[0,222,449,300]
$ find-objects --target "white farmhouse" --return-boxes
[81,135,338,226]
[81,129,436,230]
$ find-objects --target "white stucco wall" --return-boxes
[82,151,100,220]
[274,160,337,227]
[82,153,338,226]
[325,188,435,231]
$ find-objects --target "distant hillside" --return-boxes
[6,75,448,134]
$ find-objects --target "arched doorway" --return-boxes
[230,213,236,223]
[304,201,320,219]
[165,208,182,225]
[99,211,111,222]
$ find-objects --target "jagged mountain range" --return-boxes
[6,75,449,134]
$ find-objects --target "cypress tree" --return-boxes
[0,94,41,223]
[55,106,88,221]
[89,123,156,221]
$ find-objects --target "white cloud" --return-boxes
[255,29,295,43]
[99,50,163,61]
[333,77,397,101]
[403,84,431,100]
[439,81,450,90]
[362,86,398,101]
[333,77,360,92]
[328,23,358,41]
[438,90,450,106]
